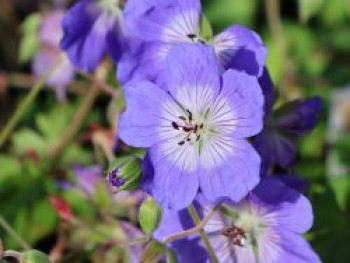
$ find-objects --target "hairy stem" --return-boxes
[0,214,30,250]
[0,57,63,148]
[162,203,221,247]
[188,205,218,263]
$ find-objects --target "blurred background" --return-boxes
[0,0,350,262]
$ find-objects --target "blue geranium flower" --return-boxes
[60,0,126,71]
[119,43,264,210]
[118,0,266,85]
[154,178,321,263]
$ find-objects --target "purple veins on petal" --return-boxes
[119,43,264,210]
[119,0,267,84]
[154,178,321,263]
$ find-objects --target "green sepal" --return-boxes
[200,13,213,41]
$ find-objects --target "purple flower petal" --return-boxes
[166,43,221,105]
[119,81,173,147]
[276,96,323,135]
[252,177,313,234]
[219,69,264,138]
[126,0,201,43]
[40,10,65,46]
[259,67,275,117]
[32,47,74,100]
[258,229,321,263]
[199,139,260,203]
[118,41,171,85]
[213,25,267,77]
[60,0,124,71]
[149,144,200,210]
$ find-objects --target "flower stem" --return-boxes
[188,205,218,263]
[163,203,221,244]
[49,83,100,159]
[0,214,30,250]
[50,63,111,159]
[0,57,63,148]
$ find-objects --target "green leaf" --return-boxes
[12,103,93,166]
[139,197,162,236]
[19,13,41,64]
[14,199,57,246]
[203,0,257,30]
[35,104,75,141]
[320,0,348,25]
[298,0,324,22]
[299,124,325,159]
[12,129,48,156]
[140,240,166,263]
[329,176,350,210]
[0,156,22,183]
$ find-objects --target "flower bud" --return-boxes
[139,196,162,235]
[107,156,142,191]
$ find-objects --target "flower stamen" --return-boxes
[222,226,247,247]
[172,109,204,146]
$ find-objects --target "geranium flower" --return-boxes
[118,0,266,84]
[154,178,321,263]
[120,43,264,210]
[60,0,126,71]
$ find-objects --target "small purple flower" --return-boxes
[120,43,264,210]
[154,178,320,263]
[32,10,75,101]
[255,96,323,169]
[118,0,266,84]
[60,0,126,71]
